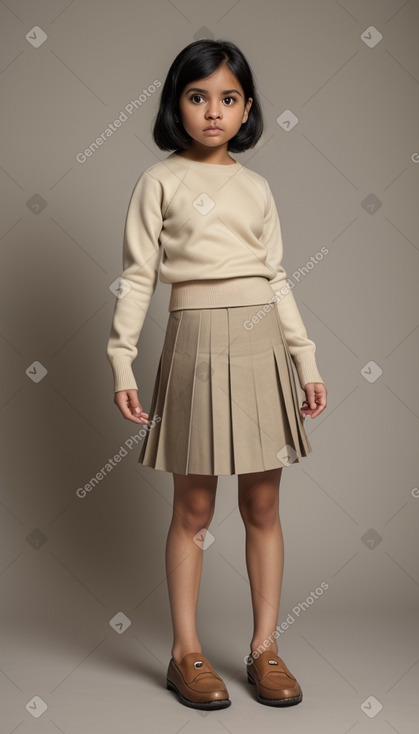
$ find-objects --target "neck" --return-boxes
[175,148,236,165]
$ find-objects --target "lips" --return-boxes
[204,127,222,131]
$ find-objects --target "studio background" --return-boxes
[1,1,418,732]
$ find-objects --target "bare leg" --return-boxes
[167,472,218,665]
[238,468,283,656]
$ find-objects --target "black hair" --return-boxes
[152,39,263,153]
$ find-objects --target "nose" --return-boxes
[205,103,222,120]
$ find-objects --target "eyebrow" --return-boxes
[184,87,242,97]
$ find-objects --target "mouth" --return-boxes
[203,126,223,131]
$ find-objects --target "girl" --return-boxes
[107,39,327,711]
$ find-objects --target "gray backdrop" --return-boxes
[1,1,418,732]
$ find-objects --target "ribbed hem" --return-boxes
[108,358,138,394]
[169,277,276,311]
[293,353,324,390]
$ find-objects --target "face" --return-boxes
[178,62,253,153]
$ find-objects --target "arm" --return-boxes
[261,179,324,391]
[106,171,163,393]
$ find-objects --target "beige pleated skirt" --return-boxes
[138,286,313,476]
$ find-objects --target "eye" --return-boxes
[188,94,238,105]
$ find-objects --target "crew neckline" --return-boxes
[169,151,241,172]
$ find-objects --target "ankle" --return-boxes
[171,644,203,665]
[250,638,278,656]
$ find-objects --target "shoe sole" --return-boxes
[166,677,231,710]
[247,671,303,706]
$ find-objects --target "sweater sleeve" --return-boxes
[106,171,163,393]
[261,179,324,390]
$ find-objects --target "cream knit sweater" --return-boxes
[106,152,325,393]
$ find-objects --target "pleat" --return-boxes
[208,309,234,475]
[228,307,267,473]
[246,311,296,469]
[139,310,195,473]
[270,306,312,457]
[138,302,313,475]
[137,351,162,464]
[186,310,213,474]
[161,309,202,473]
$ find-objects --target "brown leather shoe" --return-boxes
[166,652,231,710]
[246,650,303,706]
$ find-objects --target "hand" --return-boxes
[300,382,327,419]
[114,389,150,424]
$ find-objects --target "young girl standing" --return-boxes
[107,39,327,711]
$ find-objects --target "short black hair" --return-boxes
[152,39,263,153]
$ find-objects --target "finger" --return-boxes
[119,402,149,423]
[132,405,149,419]
[309,396,327,418]
[300,400,309,418]
[129,397,149,421]
[304,385,317,410]
[115,392,149,423]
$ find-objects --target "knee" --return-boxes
[174,495,215,533]
[239,495,278,529]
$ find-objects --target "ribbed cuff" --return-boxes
[109,357,138,394]
[293,353,324,391]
